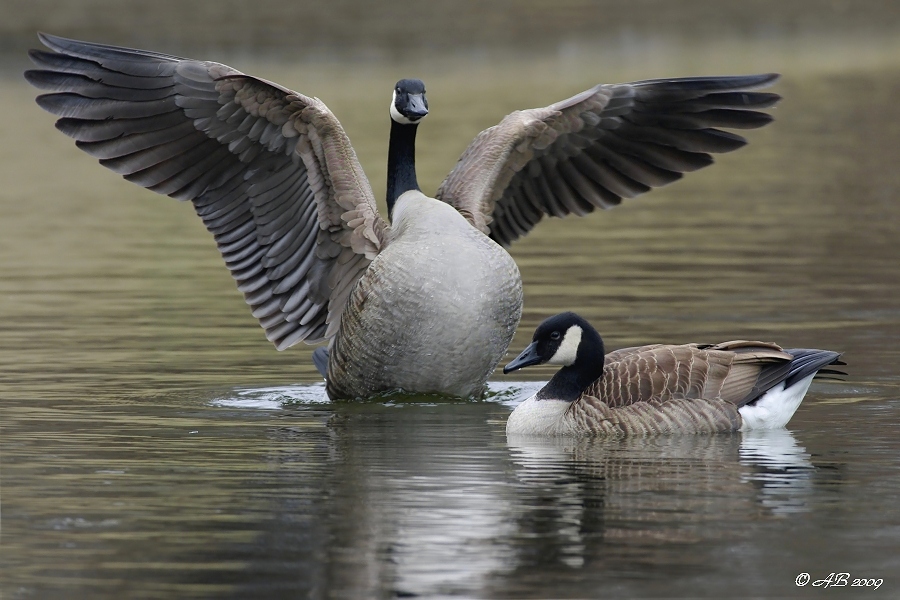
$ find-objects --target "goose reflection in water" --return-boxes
[207,385,822,597]
[739,429,817,516]
[504,429,818,567]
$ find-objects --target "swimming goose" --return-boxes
[503,312,843,435]
[26,33,780,399]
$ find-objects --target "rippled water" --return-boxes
[2,30,900,599]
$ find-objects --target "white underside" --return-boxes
[738,374,815,431]
[506,395,574,436]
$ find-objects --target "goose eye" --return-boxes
[550,331,561,341]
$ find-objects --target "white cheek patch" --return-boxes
[390,91,415,124]
[547,325,582,366]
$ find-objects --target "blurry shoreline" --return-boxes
[6,30,900,86]
[3,0,899,69]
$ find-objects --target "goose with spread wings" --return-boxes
[26,33,780,399]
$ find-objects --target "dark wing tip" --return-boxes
[33,92,71,115]
[635,73,780,91]
[26,47,49,64]
[753,92,782,108]
[36,32,79,54]
[22,68,46,87]
[783,349,846,388]
[34,31,187,64]
[312,346,330,378]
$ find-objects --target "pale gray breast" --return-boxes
[326,193,523,398]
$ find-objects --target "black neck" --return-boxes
[537,328,606,402]
[386,119,420,220]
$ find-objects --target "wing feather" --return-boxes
[436,74,780,246]
[586,341,793,410]
[27,33,389,350]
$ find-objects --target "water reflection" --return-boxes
[224,391,516,598]
[4,375,898,598]
[506,430,816,549]
[210,387,819,597]
[739,429,816,516]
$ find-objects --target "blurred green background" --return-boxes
[3,0,899,60]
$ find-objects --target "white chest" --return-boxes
[506,395,574,436]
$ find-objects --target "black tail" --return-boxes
[783,349,845,388]
[312,347,329,378]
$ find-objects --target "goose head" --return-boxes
[386,79,428,218]
[504,312,606,402]
[504,312,603,371]
[390,79,429,124]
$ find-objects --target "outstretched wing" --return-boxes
[436,74,780,247]
[27,33,389,349]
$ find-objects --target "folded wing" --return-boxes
[588,340,794,409]
[568,341,793,434]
